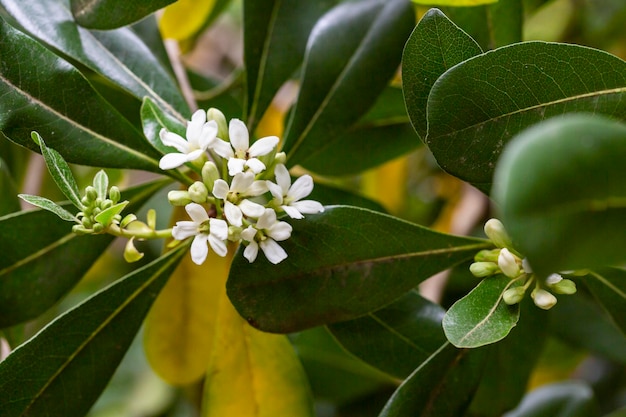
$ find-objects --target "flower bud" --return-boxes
[274,152,287,165]
[109,186,121,203]
[85,186,98,202]
[545,273,563,285]
[202,161,220,192]
[474,249,500,262]
[503,286,526,305]
[531,288,557,310]
[207,108,228,140]
[92,223,104,233]
[470,261,499,277]
[189,181,209,203]
[522,258,533,274]
[550,279,577,295]
[168,190,192,206]
[484,218,513,249]
[498,248,520,278]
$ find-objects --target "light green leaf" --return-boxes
[492,114,626,275]
[227,205,490,333]
[94,200,129,227]
[585,268,626,335]
[71,0,176,29]
[17,194,77,222]
[0,246,185,417]
[443,275,520,348]
[93,170,108,201]
[503,382,599,417]
[427,42,626,191]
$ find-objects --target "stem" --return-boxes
[164,39,198,112]
[107,223,173,240]
[193,68,244,102]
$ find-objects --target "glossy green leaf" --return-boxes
[402,8,483,139]
[585,268,626,335]
[503,382,599,417]
[379,344,486,417]
[302,87,420,176]
[328,289,447,379]
[141,97,187,155]
[94,201,129,227]
[0,157,21,216]
[493,114,626,275]
[243,0,337,131]
[282,0,415,167]
[309,182,386,213]
[71,0,176,29]
[0,19,163,172]
[17,194,77,222]
[0,245,185,417]
[0,179,169,328]
[443,276,520,348]
[0,0,188,118]
[227,205,490,333]
[427,42,626,190]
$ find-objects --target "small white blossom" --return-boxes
[172,203,229,264]
[545,273,563,285]
[212,119,279,176]
[241,208,292,264]
[531,288,557,310]
[212,172,267,227]
[498,248,520,278]
[159,110,218,170]
[267,164,324,219]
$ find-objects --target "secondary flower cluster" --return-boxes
[470,219,577,310]
[160,108,324,265]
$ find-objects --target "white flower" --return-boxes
[159,110,218,170]
[212,172,267,227]
[172,203,229,264]
[267,164,324,219]
[241,208,292,264]
[498,248,520,278]
[531,288,557,310]
[212,119,279,176]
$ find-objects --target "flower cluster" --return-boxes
[470,219,577,310]
[160,108,324,265]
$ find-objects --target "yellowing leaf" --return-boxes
[159,0,216,41]
[411,0,497,5]
[202,277,314,417]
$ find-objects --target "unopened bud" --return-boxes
[109,186,121,203]
[522,258,533,274]
[550,279,577,295]
[531,288,557,310]
[92,223,104,233]
[545,273,563,285]
[189,181,209,203]
[498,248,521,278]
[484,218,513,249]
[503,286,526,305]
[470,261,499,277]
[168,190,192,206]
[474,249,500,263]
[202,161,220,191]
[207,108,228,140]
[275,152,287,165]
[85,186,98,202]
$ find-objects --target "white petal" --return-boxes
[159,153,190,170]
[208,234,228,257]
[241,225,257,242]
[245,158,266,174]
[231,172,255,193]
[224,201,243,227]
[229,119,250,152]
[256,208,277,230]
[247,180,269,196]
[209,218,229,240]
[274,164,291,193]
[267,181,284,202]
[228,158,247,176]
[160,130,189,153]
[291,200,324,215]
[198,120,218,150]
[211,138,234,159]
[260,239,288,264]
[243,241,259,263]
[172,221,198,240]
[288,175,314,201]
[546,273,563,285]
[190,234,209,265]
[282,205,304,219]
[248,136,279,157]
[186,148,205,162]
[239,199,266,218]
[185,203,209,224]
[268,221,292,241]
[212,179,230,199]
[187,109,206,144]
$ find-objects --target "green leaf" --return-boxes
[0,246,185,417]
[140,97,187,155]
[17,194,77,222]
[93,170,108,201]
[379,344,486,417]
[0,157,21,216]
[427,42,626,190]
[0,179,169,328]
[585,268,626,335]
[503,382,599,417]
[302,87,421,176]
[71,0,176,29]
[94,200,129,227]
[443,275,520,348]
[282,0,415,167]
[32,132,83,209]
[328,289,447,379]
[402,8,483,140]
[243,0,338,132]
[492,114,626,275]
[309,182,387,213]
[0,0,188,118]
[0,19,163,172]
[227,205,490,333]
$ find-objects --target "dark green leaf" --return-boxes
[379,344,486,417]
[140,97,187,155]
[71,0,176,29]
[402,8,483,139]
[17,194,77,222]
[0,157,20,216]
[427,42,626,190]
[0,0,188,118]
[0,19,163,172]
[308,182,387,213]
[282,0,415,167]
[585,268,626,335]
[443,276,520,348]
[328,290,447,379]
[492,114,626,275]
[227,205,490,333]
[503,382,599,417]
[243,0,337,132]
[0,245,185,417]
[0,179,169,328]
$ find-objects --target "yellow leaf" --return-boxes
[202,280,314,417]
[143,244,233,385]
[159,0,216,41]
[411,0,497,5]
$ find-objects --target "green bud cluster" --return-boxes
[74,172,125,234]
